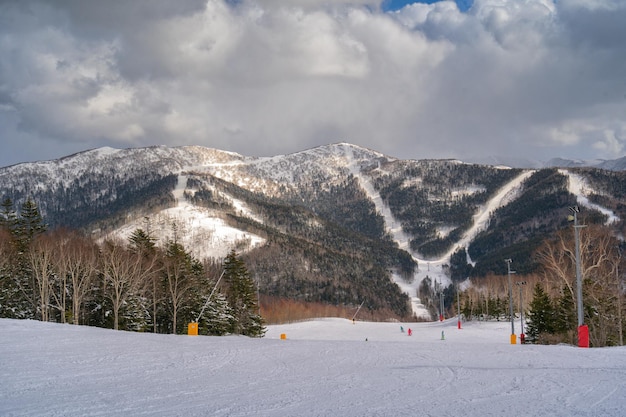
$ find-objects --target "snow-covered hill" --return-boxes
[1,318,625,416]
[0,143,623,319]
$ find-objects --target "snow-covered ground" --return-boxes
[2,318,625,416]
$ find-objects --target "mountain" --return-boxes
[467,155,626,171]
[1,143,624,319]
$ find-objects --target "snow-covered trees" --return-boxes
[0,202,265,337]
[223,250,265,337]
[200,291,233,336]
[0,198,48,319]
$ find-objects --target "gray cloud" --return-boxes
[0,0,624,167]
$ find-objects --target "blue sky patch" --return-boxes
[381,0,473,13]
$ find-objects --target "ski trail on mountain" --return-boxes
[444,169,535,263]
[560,169,619,225]
[342,145,428,316]
[343,144,535,316]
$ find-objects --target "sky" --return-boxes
[1,0,625,167]
[2,317,625,416]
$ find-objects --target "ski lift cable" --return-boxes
[196,269,226,322]
[351,299,366,321]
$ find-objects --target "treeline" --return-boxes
[455,224,625,347]
[0,198,264,337]
[526,224,625,346]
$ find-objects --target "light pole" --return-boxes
[617,246,624,346]
[505,259,516,344]
[437,280,444,321]
[516,281,526,343]
[457,282,462,329]
[440,291,444,321]
[569,206,588,348]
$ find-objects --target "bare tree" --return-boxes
[535,224,624,346]
[99,239,156,330]
[26,234,56,322]
[52,229,99,325]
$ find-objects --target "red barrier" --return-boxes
[578,325,589,348]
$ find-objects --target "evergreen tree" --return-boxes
[526,283,556,343]
[0,199,19,318]
[0,198,18,232]
[129,228,157,254]
[553,286,576,335]
[15,198,47,252]
[163,241,203,334]
[129,228,162,333]
[223,250,265,337]
[3,198,47,320]
[0,227,20,318]
[201,291,234,336]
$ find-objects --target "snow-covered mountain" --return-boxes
[467,154,626,171]
[1,143,624,319]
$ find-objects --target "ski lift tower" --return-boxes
[505,259,516,344]
[569,206,589,348]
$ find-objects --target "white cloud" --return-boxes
[593,129,625,156]
[1,0,625,166]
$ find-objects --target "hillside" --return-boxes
[1,143,624,320]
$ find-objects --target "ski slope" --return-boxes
[343,143,536,317]
[1,318,624,416]
[560,169,620,225]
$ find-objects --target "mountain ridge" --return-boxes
[1,143,624,319]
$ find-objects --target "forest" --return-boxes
[441,222,626,347]
[0,198,264,337]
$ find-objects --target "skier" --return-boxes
[400,326,404,333]
[408,328,412,336]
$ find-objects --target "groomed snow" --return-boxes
[1,318,625,416]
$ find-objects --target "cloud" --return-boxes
[1,0,625,167]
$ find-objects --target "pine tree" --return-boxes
[129,228,161,333]
[223,250,265,337]
[0,198,18,232]
[163,241,203,334]
[526,283,556,343]
[4,198,48,320]
[129,228,157,254]
[0,199,20,318]
[15,198,47,252]
[553,286,576,335]
[201,291,234,336]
